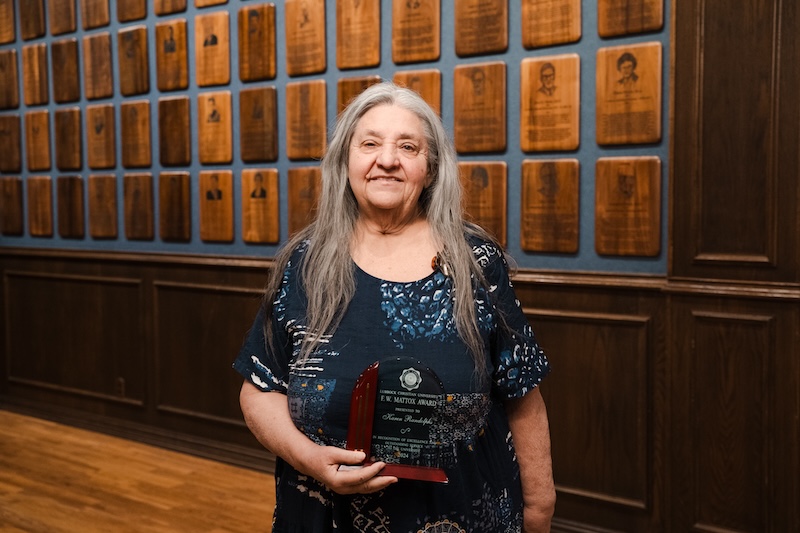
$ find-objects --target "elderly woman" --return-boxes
[234,82,555,532]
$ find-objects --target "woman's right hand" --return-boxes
[300,447,397,494]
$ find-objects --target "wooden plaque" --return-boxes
[285,80,327,160]
[393,69,442,115]
[118,26,149,96]
[522,0,581,49]
[81,0,110,29]
[596,42,662,145]
[22,43,48,105]
[57,175,85,239]
[158,171,190,242]
[238,3,276,82]
[117,0,146,22]
[198,91,232,164]
[154,0,186,15]
[25,110,51,171]
[0,50,18,109]
[288,166,320,235]
[27,175,53,236]
[88,174,117,239]
[48,0,77,35]
[242,168,279,243]
[459,162,507,246]
[0,0,15,44]
[121,100,151,168]
[453,62,506,153]
[455,0,507,57]
[595,156,661,256]
[0,114,21,172]
[158,96,191,166]
[0,176,23,235]
[521,54,580,152]
[55,107,82,170]
[51,39,81,103]
[155,19,189,91]
[239,86,278,163]
[337,75,382,114]
[195,11,230,87]
[336,0,380,70]
[83,32,114,100]
[598,0,663,37]
[285,0,326,76]
[86,104,116,169]
[195,0,225,6]
[520,159,579,253]
[199,170,233,242]
[392,0,440,64]
[20,0,46,40]
[123,172,153,240]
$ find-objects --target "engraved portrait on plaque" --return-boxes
[459,162,507,247]
[521,54,580,152]
[454,62,506,153]
[285,0,326,76]
[520,159,579,253]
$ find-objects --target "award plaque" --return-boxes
[155,19,189,91]
[596,42,662,145]
[392,0,440,64]
[25,109,51,171]
[27,175,53,237]
[337,75,382,115]
[0,49,19,109]
[393,69,441,116]
[0,0,15,44]
[121,100,151,168]
[287,166,320,235]
[595,156,661,257]
[520,159,580,253]
[238,3,276,82]
[154,0,186,15]
[240,86,278,163]
[286,80,327,160]
[242,168,279,244]
[117,0,146,22]
[458,162,507,247]
[20,0,45,40]
[159,171,191,242]
[455,0,507,57]
[0,113,21,172]
[22,43,48,105]
[88,174,117,239]
[57,175,85,239]
[0,176,23,236]
[195,11,230,87]
[453,62,506,153]
[158,96,191,166]
[195,0,225,6]
[49,0,77,35]
[598,0,663,37]
[54,107,82,171]
[118,25,149,96]
[520,54,580,152]
[344,357,448,483]
[522,0,581,49]
[83,32,114,100]
[198,91,232,164]
[336,0,380,70]
[124,172,154,240]
[81,0,110,30]
[284,0,326,76]
[86,104,116,169]
[199,170,233,242]
[51,38,80,103]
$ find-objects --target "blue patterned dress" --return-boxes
[233,238,550,533]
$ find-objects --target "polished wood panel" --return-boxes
[121,100,151,168]
[453,62,506,153]
[392,0,440,64]
[336,0,380,69]
[242,168,279,244]
[0,410,276,531]
[455,0,507,56]
[123,172,154,240]
[86,103,116,169]
[287,166,320,234]
[239,86,278,163]
[88,174,118,239]
[337,75,381,114]
[117,0,146,22]
[0,113,21,172]
[48,0,77,35]
[56,175,84,238]
[51,38,81,103]
[54,107,82,170]
[0,49,19,109]
[83,32,114,100]
[25,109,50,171]
[155,19,189,91]
[81,0,110,29]
[20,0,46,40]
[238,3,276,82]
[26,175,53,236]
[284,0,326,76]
[154,0,186,15]
[393,69,441,115]
[0,0,15,43]
[118,25,149,96]
[158,96,191,166]
[285,79,326,160]
[199,170,233,242]
[195,11,230,87]
[22,43,48,105]
[0,176,23,235]
[158,171,190,241]
[198,91,232,164]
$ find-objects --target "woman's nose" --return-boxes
[375,143,400,167]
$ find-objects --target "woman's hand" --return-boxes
[302,447,397,494]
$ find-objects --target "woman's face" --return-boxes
[348,103,431,220]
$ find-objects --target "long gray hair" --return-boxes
[263,81,495,378]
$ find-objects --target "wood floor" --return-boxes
[0,410,276,532]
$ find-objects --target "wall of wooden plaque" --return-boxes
[155,19,189,91]
[54,107,82,170]
[49,0,77,35]
[284,0,326,76]
[83,32,114,100]
[25,110,51,171]
[123,172,153,240]
[159,171,190,242]
[336,0,380,70]
[241,168,279,244]
[521,54,580,152]
[199,170,233,242]
[198,91,232,164]
[595,156,661,256]
[522,0,581,49]
[22,43,48,106]
[0,176,23,235]
[51,39,81,103]
[0,0,15,44]
[392,0,440,64]
[393,69,442,116]
[238,3,276,82]
[57,175,85,239]
[86,104,116,169]
[455,0,507,57]
[596,42,662,145]
[88,174,118,239]
[27,175,53,237]
[285,80,326,160]
[454,62,506,153]
[239,86,278,163]
[195,11,230,87]
[520,159,580,253]
[287,166,320,235]
[121,100,151,168]
[459,162,507,247]
[118,25,149,96]
[0,50,19,109]
[0,114,21,172]
[598,0,664,37]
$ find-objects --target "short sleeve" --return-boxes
[232,305,290,393]
[477,242,551,399]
